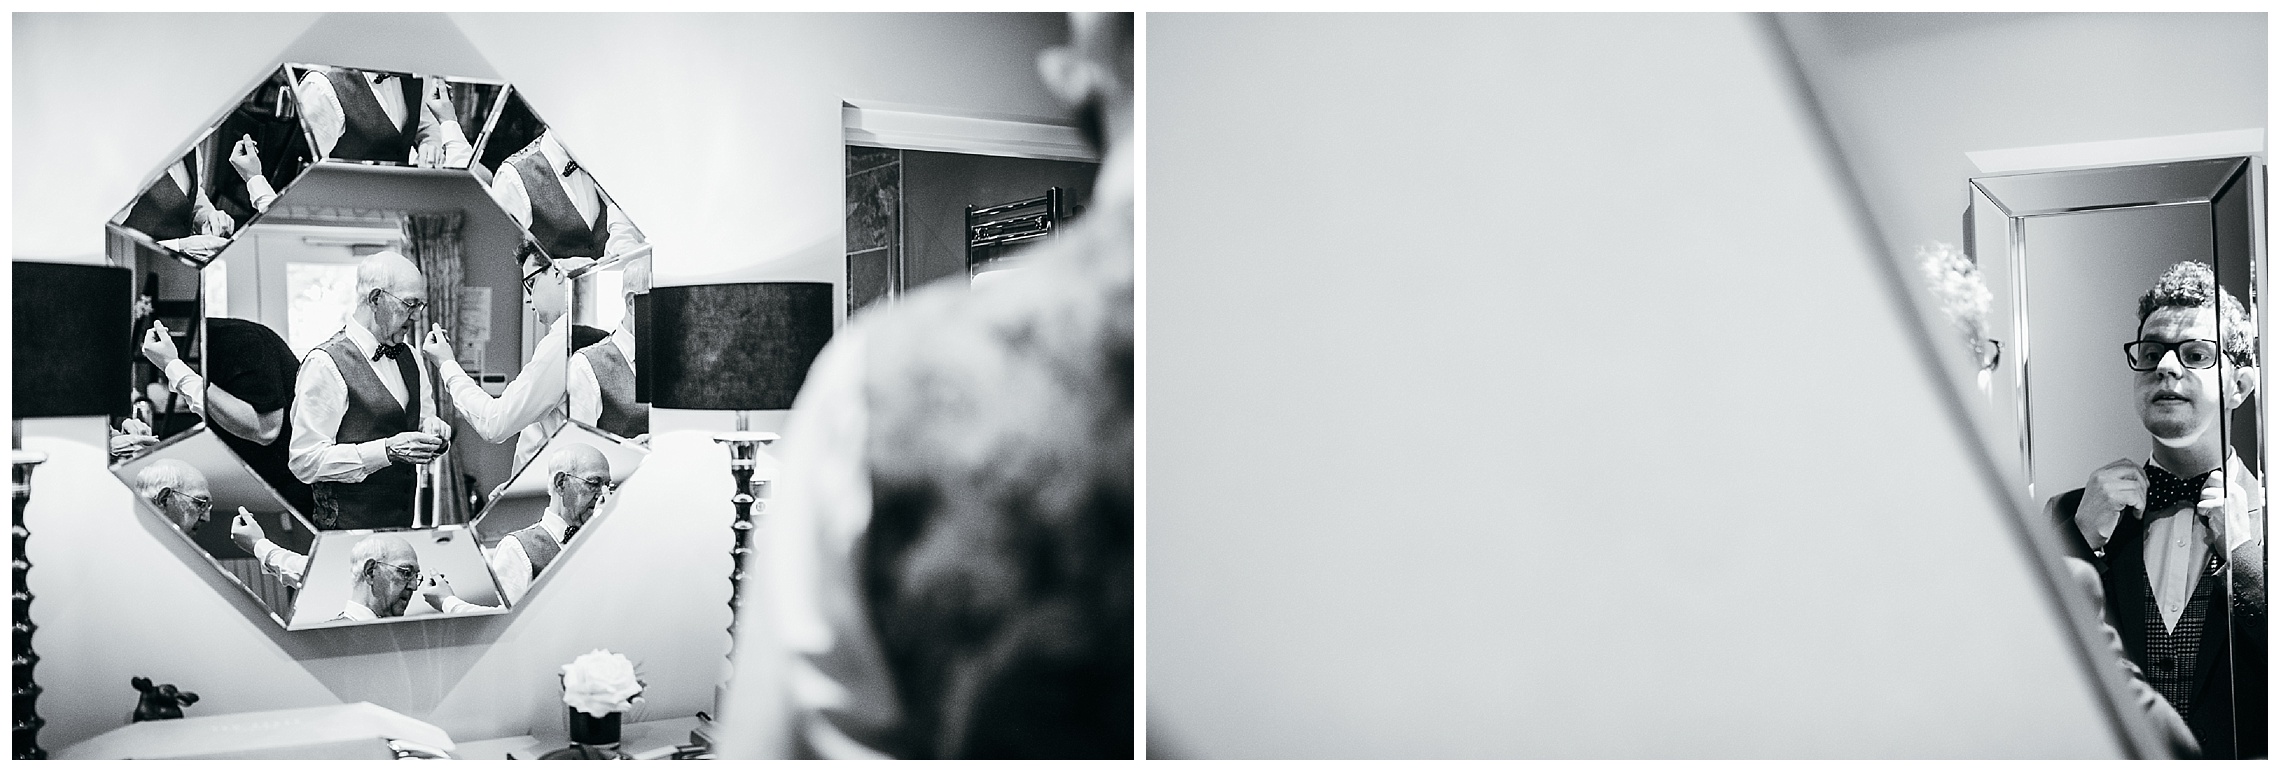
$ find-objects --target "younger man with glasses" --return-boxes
[426,442,612,610]
[2049,260,2267,758]
[288,251,454,530]
[424,241,593,479]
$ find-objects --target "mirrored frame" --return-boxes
[1968,155,2267,760]
[103,61,653,630]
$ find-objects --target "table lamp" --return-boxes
[644,282,833,745]
[13,261,133,760]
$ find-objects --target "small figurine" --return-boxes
[128,676,199,723]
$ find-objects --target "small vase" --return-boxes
[538,709,626,759]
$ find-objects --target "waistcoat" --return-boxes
[307,331,453,530]
[123,158,197,242]
[507,147,609,259]
[511,523,563,579]
[323,69,420,163]
[579,338,647,438]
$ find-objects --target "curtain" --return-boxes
[403,211,469,525]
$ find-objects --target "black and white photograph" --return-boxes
[15,10,1132,761]
[9,8,2268,763]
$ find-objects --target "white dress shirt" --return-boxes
[332,600,378,622]
[569,325,635,428]
[250,538,308,589]
[485,134,647,259]
[288,320,441,484]
[429,508,570,614]
[491,507,571,606]
[242,168,279,214]
[294,69,472,167]
[2139,455,2258,633]
[436,316,572,471]
[161,359,207,415]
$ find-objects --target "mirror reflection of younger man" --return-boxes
[2049,261,2268,759]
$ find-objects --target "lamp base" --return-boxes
[13,447,51,761]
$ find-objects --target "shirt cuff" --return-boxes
[163,359,199,390]
[245,174,279,210]
[359,439,394,469]
[438,596,487,614]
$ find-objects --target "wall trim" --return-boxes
[1967,129,2266,175]
[842,100,1097,163]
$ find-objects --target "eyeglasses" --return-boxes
[555,471,614,494]
[365,559,418,583]
[2124,339,2224,371]
[520,254,565,294]
[375,288,427,313]
[158,488,213,515]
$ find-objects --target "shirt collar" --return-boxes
[539,134,571,176]
[612,324,636,362]
[341,600,377,621]
[539,508,570,542]
[344,319,382,357]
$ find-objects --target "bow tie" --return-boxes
[371,342,409,362]
[2142,463,2213,516]
[369,72,394,85]
[562,523,581,544]
[560,159,580,178]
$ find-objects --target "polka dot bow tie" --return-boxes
[2142,463,2212,516]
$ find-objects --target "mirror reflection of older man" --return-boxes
[287,251,454,531]
[426,443,611,612]
[330,534,424,622]
[135,459,212,534]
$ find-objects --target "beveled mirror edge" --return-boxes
[1975,157,2249,218]
[1972,157,2261,504]
[1760,14,2171,758]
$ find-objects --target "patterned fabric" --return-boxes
[404,212,468,524]
[2140,553,2222,718]
[2143,463,2213,515]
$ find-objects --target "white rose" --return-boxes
[561,649,645,718]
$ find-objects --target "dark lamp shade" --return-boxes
[13,261,132,418]
[646,282,834,411]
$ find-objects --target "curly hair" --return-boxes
[2138,261,2255,367]
[514,239,549,270]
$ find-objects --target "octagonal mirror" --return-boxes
[105,63,653,630]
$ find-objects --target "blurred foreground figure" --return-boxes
[720,13,1133,760]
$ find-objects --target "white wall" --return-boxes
[1775,12,2265,269]
[13,12,1070,752]
[1147,13,2127,758]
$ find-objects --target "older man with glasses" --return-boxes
[329,533,428,622]
[427,442,612,611]
[2048,260,2268,758]
[134,459,213,534]
[288,250,454,531]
